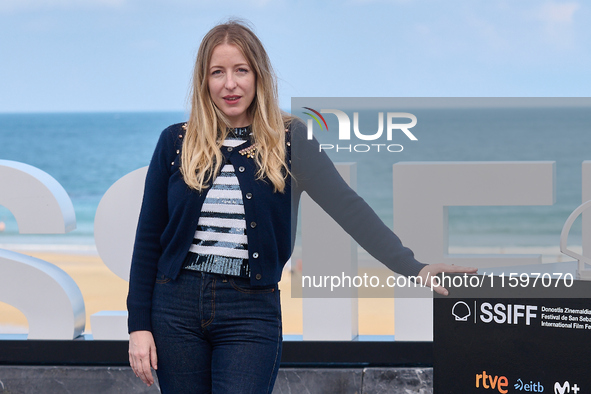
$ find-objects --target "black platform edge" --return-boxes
[0,340,432,367]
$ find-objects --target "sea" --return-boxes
[1,107,590,258]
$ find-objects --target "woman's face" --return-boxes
[208,43,256,128]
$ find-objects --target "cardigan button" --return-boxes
[245,193,252,199]
[250,221,257,228]
[238,166,245,172]
[255,274,262,280]
[227,147,233,152]
[286,141,291,146]
[253,252,259,258]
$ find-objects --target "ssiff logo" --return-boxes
[554,381,580,394]
[453,301,538,326]
[302,107,417,153]
[452,301,471,321]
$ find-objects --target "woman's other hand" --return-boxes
[129,330,158,386]
[417,263,478,296]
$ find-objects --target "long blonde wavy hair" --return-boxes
[181,20,290,193]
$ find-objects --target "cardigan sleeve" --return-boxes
[290,120,427,278]
[126,125,178,333]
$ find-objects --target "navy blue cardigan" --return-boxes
[127,120,426,333]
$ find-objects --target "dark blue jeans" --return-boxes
[151,270,283,394]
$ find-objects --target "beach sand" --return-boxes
[0,251,395,336]
[1,245,575,336]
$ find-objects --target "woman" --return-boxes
[127,20,476,393]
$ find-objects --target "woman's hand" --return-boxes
[417,263,478,296]
[129,330,158,386]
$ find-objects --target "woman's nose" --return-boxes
[225,75,237,90]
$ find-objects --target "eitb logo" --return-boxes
[302,107,418,153]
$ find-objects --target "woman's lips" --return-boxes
[223,95,241,104]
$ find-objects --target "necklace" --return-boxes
[229,125,252,139]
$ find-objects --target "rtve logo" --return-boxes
[302,107,417,153]
[475,371,509,394]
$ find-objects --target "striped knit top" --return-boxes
[183,126,252,278]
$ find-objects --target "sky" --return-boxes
[0,0,589,113]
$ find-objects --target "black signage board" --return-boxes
[434,275,591,394]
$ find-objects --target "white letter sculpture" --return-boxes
[92,167,148,339]
[392,161,555,341]
[0,160,84,339]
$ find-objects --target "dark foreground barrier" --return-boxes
[0,366,433,393]
[0,341,432,393]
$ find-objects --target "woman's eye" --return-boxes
[238,68,249,73]
[211,70,222,75]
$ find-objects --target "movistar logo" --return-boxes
[554,381,580,394]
